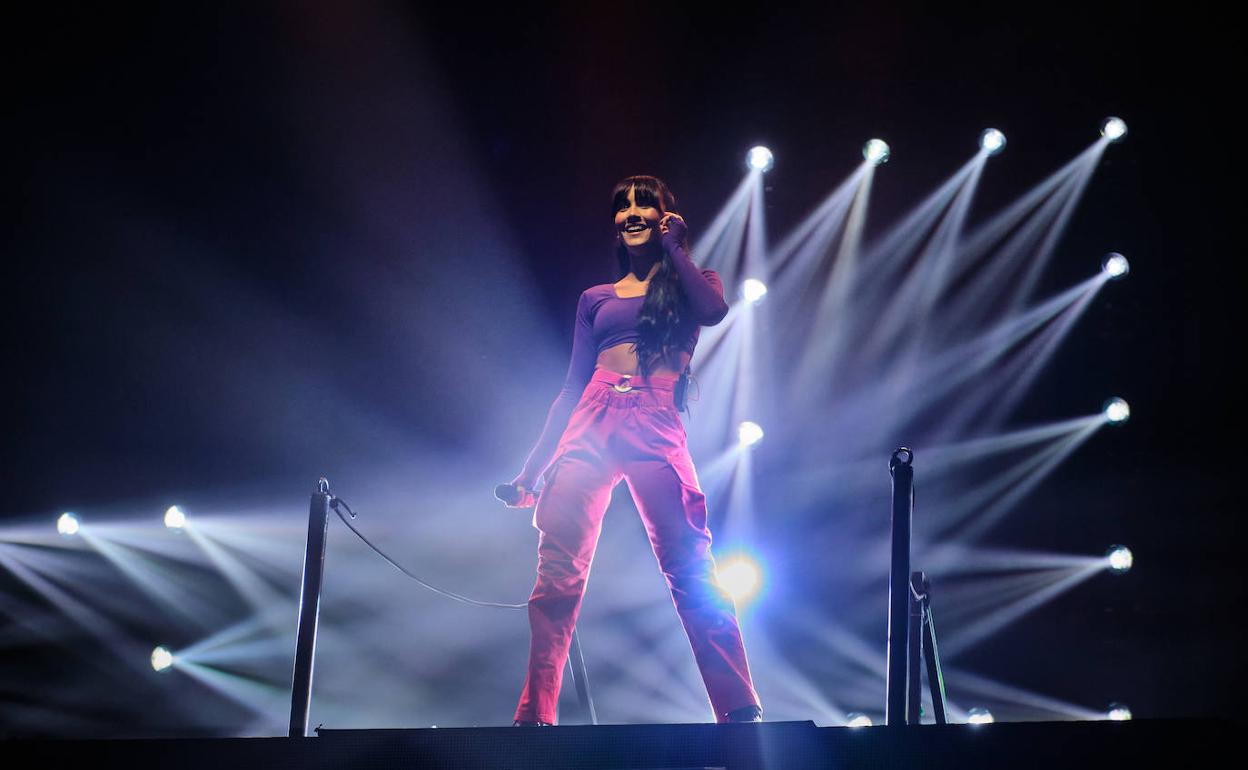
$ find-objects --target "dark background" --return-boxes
[3,1,1241,734]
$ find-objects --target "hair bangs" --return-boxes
[611,175,674,214]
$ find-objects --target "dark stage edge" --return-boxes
[7,719,1231,769]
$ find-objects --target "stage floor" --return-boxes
[9,718,1229,769]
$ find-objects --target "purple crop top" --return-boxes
[512,240,729,489]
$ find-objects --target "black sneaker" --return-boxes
[724,705,763,723]
[513,720,553,727]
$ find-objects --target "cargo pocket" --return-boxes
[657,406,687,438]
[666,448,708,533]
[532,450,567,530]
[540,449,567,490]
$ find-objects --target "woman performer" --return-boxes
[504,175,762,726]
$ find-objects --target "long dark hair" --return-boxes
[611,175,696,390]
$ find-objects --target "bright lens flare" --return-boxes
[151,646,174,672]
[1107,545,1133,574]
[164,505,187,529]
[846,713,873,727]
[742,278,768,304]
[980,128,1006,155]
[57,512,80,536]
[1103,397,1130,425]
[716,556,761,604]
[1107,704,1133,721]
[738,421,764,447]
[863,139,890,165]
[1102,253,1129,279]
[967,708,994,725]
[746,146,774,172]
[1101,117,1128,141]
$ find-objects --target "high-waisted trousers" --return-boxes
[514,367,760,724]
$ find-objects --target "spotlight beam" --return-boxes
[923,544,1106,575]
[79,532,225,631]
[959,142,1104,265]
[745,625,848,724]
[946,141,1110,333]
[943,418,1103,542]
[173,659,290,718]
[923,276,1105,437]
[1006,146,1108,312]
[745,168,769,282]
[184,527,287,610]
[911,155,989,336]
[814,274,1103,436]
[840,155,987,373]
[790,163,878,389]
[939,174,1088,337]
[942,564,1103,658]
[0,591,79,649]
[923,429,1084,535]
[771,163,871,279]
[920,414,1106,473]
[0,545,150,676]
[857,158,982,297]
[943,666,1108,721]
[972,284,1104,431]
[174,608,291,662]
[693,172,756,272]
[791,606,887,677]
[687,304,747,458]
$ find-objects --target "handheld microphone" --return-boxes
[496,483,538,508]
[495,484,522,505]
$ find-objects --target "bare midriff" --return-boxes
[595,342,689,379]
[597,279,688,378]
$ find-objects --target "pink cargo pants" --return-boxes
[514,367,760,725]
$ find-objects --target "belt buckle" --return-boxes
[612,375,634,393]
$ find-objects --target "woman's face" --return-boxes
[615,185,664,253]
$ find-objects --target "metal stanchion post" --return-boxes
[885,448,914,726]
[917,573,948,724]
[906,570,924,724]
[289,477,332,738]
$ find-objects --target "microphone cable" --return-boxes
[330,496,528,610]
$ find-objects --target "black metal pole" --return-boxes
[568,629,598,725]
[906,571,924,724]
[289,478,332,737]
[920,574,949,725]
[885,448,914,726]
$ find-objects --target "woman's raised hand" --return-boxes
[659,212,687,242]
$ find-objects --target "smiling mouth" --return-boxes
[623,224,649,234]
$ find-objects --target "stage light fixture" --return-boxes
[742,278,768,304]
[863,139,890,165]
[738,421,764,447]
[1101,117,1128,141]
[846,713,873,727]
[164,505,187,529]
[716,556,761,604]
[746,146,774,172]
[980,128,1006,155]
[151,646,174,672]
[1102,253,1129,280]
[1107,703,1132,721]
[57,512,79,536]
[1103,397,1130,425]
[967,707,994,724]
[1106,545,1133,574]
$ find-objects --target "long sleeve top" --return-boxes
[512,240,729,489]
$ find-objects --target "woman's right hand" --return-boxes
[499,482,537,509]
[516,484,537,509]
